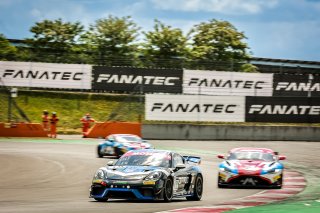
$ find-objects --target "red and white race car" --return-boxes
[217,147,286,189]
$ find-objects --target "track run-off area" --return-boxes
[0,136,320,213]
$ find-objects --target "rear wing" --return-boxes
[183,156,201,165]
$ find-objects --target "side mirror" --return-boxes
[175,163,186,170]
[107,161,114,166]
[217,154,225,159]
[278,155,286,160]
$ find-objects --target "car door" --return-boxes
[172,153,190,194]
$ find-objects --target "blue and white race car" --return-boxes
[97,134,153,158]
[90,149,203,202]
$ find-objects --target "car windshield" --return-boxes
[227,151,275,161]
[115,151,171,167]
[116,136,141,143]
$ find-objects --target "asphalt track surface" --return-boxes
[0,138,319,213]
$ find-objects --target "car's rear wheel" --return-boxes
[187,175,203,201]
[163,178,173,202]
[94,197,108,202]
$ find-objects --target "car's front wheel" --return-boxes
[163,178,173,202]
[97,146,103,158]
[217,175,227,188]
[187,175,203,201]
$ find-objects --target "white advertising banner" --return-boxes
[183,69,273,96]
[145,94,245,122]
[0,61,92,89]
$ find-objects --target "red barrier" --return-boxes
[86,122,141,138]
[0,122,48,137]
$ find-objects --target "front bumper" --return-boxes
[90,179,165,200]
[218,172,283,188]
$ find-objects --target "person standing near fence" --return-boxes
[80,113,95,137]
[49,112,59,138]
[42,110,49,134]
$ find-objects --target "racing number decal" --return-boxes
[174,176,190,191]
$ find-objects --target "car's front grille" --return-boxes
[107,190,136,199]
[229,175,270,186]
[139,188,154,197]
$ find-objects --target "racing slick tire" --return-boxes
[94,197,108,202]
[97,146,103,158]
[271,173,283,189]
[163,178,173,202]
[114,147,122,158]
[186,175,203,201]
[217,175,227,188]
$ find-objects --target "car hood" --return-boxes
[124,142,151,149]
[228,160,276,175]
[104,166,162,180]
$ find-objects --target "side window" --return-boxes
[108,135,115,142]
[172,153,184,168]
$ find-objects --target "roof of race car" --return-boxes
[122,149,172,157]
[229,147,275,154]
[108,134,141,138]
[126,149,171,154]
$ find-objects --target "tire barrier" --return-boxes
[0,122,48,137]
[85,122,141,138]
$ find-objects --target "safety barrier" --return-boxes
[86,122,141,138]
[142,124,320,141]
[0,122,48,137]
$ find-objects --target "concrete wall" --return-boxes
[142,124,320,141]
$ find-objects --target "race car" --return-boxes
[90,149,203,202]
[217,147,286,189]
[97,134,153,158]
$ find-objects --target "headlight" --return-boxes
[145,171,162,181]
[261,168,282,174]
[94,169,105,180]
[220,167,237,174]
[268,168,282,173]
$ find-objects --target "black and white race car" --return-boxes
[90,149,203,202]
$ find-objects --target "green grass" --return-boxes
[0,89,319,134]
[0,89,144,134]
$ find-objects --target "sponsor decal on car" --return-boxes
[143,180,156,185]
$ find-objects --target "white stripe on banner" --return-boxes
[183,69,273,96]
[145,94,245,122]
[0,61,92,89]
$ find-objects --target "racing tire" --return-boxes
[273,173,283,189]
[186,175,203,201]
[217,175,227,188]
[94,197,108,202]
[217,183,227,188]
[114,147,122,158]
[97,146,103,158]
[163,178,173,202]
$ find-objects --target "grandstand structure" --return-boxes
[251,57,320,74]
